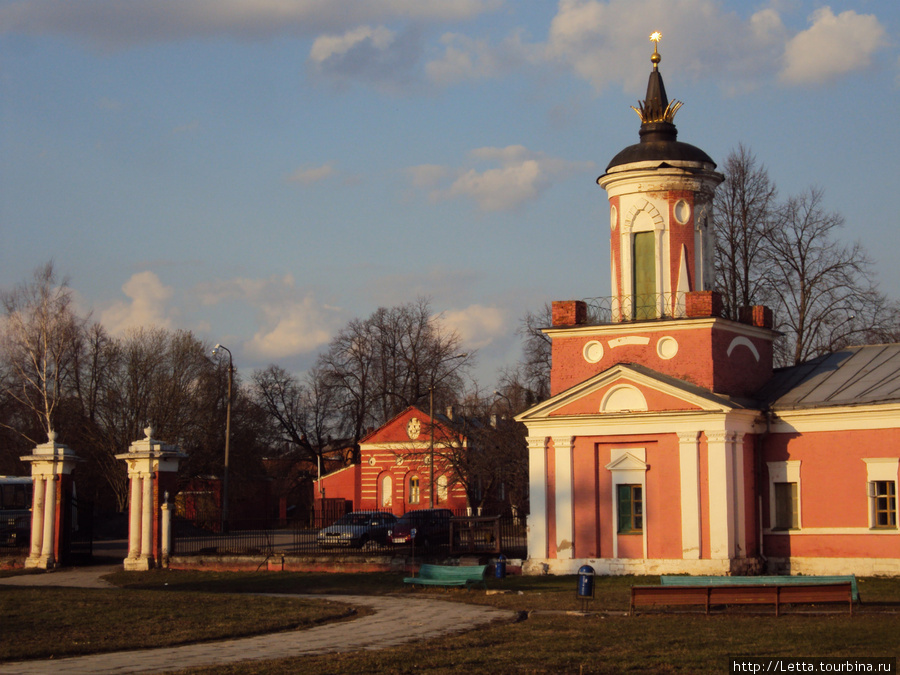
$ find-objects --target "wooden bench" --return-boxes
[660,575,859,602]
[631,582,853,616]
[404,563,488,589]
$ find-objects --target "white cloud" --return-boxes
[780,8,887,85]
[287,163,335,185]
[101,271,175,334]
[307,24,424,90]
[426,30,535,85]
[246,295,335,359]
[545,0,750,93]
[310,25,396,63]
[0,0,502,48]
[413,145,595,212]
[407,164,449,189]
[195,274,340,359]
[541,0,889,94]
[439,304,508,350]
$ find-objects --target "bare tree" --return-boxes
[0,262,84,443]
[316,298,472,443]
[765,188,889,365]
[251,364,337,461]
[714,144,778,318]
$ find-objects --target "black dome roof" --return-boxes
[605,40,715,172]
[607,139,715,171]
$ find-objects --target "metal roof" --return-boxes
[757,344,900,410]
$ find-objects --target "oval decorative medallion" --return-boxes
[657,336,679,360]
[583,340,604,363]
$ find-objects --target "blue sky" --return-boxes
[2,0,898,386]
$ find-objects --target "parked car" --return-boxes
[316,511,397,548]
[387,508,454,547]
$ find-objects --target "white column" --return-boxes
[160,500,172,564]
[128,474,142,558]
[552,435,575,559]
[40,476,57,564]
[732,433,746,557]
[707,431,735,559]
[29,476,45,560]
[140,474,153,559]
[678,431,701,559]
[526,436,548,561]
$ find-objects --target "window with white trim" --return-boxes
[616,484,643,534]
[773,482,798,530]
[408,475,420,504]
[871,481,897,529]
[767,460,801,531]
[864,458,899,530]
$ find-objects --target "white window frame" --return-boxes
[605,447,648,558]
[863,458,899,530]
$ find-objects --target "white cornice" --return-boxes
[520,408,760,438]
[543,317,776,342]
[770,404,900,432]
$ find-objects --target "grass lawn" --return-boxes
[2,568,898,673]
[0,585,360,662]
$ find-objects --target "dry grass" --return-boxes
[3,568,899,673]
[0,586,360,662]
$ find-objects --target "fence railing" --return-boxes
[172,508,527,559]
[583,292,689,323]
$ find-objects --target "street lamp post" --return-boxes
[429,353,467,508]
[212,344,233,529]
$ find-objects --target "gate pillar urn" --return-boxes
[117,427,185,571]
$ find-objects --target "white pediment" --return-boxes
[605,451,648,472]
[516,363,737,424]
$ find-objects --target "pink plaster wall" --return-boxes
[572,437,600,558]
[646,436,682,558]
[762,428,900,557]
[549,321,774,399]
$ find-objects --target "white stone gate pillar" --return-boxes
[20,432,81,569]
[117,427,185,571]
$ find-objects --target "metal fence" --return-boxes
[172,508,527,559]
[583,292,689,323]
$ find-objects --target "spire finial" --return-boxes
[630,31,682,126]
[650,31,662,69]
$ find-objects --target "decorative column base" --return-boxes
[123,555,154,571]
[24,555,56,570]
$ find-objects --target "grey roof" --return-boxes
[757,344,900,410]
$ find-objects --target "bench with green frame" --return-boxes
[632,582,853,616]
[403,563,489,589]
[659,575,859,602]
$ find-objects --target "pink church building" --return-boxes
[517,41,900,577]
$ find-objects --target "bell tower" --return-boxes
[598,33,723,321]
[547,33,775,399]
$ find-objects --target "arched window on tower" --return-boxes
[633,231,656,319]
[408,475,420,505]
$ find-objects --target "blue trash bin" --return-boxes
[577,564,595,598]
[495,554,507,580]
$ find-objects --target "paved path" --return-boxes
[0,567,516,674]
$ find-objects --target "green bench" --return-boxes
[404,563,489,589]
[659,575,859,602]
